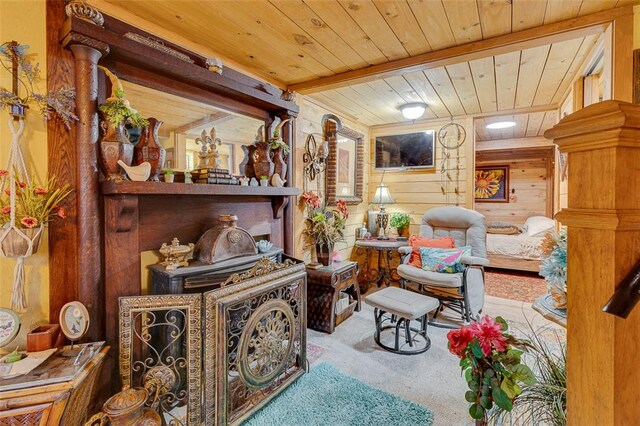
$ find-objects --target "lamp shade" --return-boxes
[372,183,395,205]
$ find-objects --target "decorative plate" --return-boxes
[59,301,90,341]
[0,308,20,348]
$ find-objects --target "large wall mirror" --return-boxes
[324,118,364,206]
[121,80,263,174]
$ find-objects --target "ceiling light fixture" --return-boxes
[399,102,427,120]
[486,121,516,129]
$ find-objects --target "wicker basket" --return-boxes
[0,226,44,257]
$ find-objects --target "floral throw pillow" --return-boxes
[419,246,472,273]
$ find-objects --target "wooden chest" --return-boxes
[306,261,361,333]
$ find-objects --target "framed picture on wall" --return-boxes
[475,165,509,203]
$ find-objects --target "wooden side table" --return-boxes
[355,239,406,292]
[306,261,361,333]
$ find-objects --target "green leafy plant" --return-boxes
[0,41,77,128]
[259,175,268,180]
[98,65,148,128]
[163,169,174,175]
[492,325,566,425]
[390,212,410,229]
[447,316,536,422]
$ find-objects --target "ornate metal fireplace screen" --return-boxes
[205,257,307,425]
[118,257,306,425]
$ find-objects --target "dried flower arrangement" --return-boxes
[300,191,348,251]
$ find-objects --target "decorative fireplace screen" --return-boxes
[204,257,307,425]
[118,257,307,425]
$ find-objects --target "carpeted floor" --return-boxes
[245,363,434,426]
[307,295,562,426]
[484,268,547,302]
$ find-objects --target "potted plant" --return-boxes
[97,66,148,181]
[259,175,269,187]
[447,316,536,425]
[163,169,175,183]
[539,229,567,309]
[390,212,411,237]
[301,192,348,266]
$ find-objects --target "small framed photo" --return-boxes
[475,165,510,203]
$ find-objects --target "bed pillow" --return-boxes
[419,246,472,273]
[408,236,455,268]
[487,221,520,235]
[522,216,555,237]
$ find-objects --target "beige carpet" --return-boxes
[307,295,562,426]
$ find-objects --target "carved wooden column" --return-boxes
[546,100,640,425]
[278,109,297,255]
[49,1,109,341]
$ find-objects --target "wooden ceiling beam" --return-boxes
[289,6,632,95]
[173,112,233,134]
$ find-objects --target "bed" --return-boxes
[484,216,554,273]
[486,233,545,272]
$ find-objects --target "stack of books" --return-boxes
[191,168,239,185]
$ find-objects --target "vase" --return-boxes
[240,145,257,179]
[134,117,166,181]
[90,387,162,426]
[252,142,274,179]
[99,119,134,181]
[271,147,287,181]
[397,226,409,237]
[0,226,44,257]
[316,243,332,266]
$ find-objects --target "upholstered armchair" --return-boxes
[397,206,489,325]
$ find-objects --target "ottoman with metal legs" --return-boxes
[364,287,440,355]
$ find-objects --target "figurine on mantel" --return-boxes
[195,127,222,169]
[249,177,259,187]
[271,173,286,187]
[118,160,151,181]
[159,238,194,270]
[239,176,250,186]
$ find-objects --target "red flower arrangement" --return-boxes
[447,316,536,422]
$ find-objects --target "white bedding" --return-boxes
[486,233,544,260]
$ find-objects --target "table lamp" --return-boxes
[372,176,395,240]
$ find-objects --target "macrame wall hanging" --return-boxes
[437,121,467,206]
[0,41,76,312]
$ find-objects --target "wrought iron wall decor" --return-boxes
[303,133,328,182]
[119,294,202,425]
[204,257,307,425]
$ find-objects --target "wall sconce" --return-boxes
[303,133,329,181]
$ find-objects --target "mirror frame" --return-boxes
[325,121,364,206]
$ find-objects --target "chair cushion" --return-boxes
[365,287,439,320]
[397,264,463,288]
[419,246,472,273]
[408,236,455,268]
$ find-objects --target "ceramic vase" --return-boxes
[240,145,257,179]
[99,119,134,181]
[135,118,166,181]
[271,146,287,181]
[252,142,274,179]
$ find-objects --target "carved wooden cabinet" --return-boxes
[306,261,361,333]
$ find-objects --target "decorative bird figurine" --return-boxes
[271,174,286,187]
[118,160,151,181]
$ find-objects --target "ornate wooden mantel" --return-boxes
[46,1,300,348]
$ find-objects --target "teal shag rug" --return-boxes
[243,363,434,426]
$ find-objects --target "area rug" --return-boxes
[243,363,434,426]
[485,268,547,302]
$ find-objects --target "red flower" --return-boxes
[336,199,349,219]
[469,316,508,356]
[447,326,474,357]
[20,216,38,229]
[301,191,321,209]
[57,207,67,219]
[1,206,10,214]
[35,188,48,195]
[4,189,10,195]
[18,182,26,188]
[0,170,7,177]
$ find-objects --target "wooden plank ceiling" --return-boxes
[475,111,558,141]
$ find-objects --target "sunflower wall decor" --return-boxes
[474,165,509,202]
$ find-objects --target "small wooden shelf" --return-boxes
[101,181,301,197]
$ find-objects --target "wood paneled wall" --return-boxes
[293,97,371,261]
[475,158,550,225]
[369,118,474,235]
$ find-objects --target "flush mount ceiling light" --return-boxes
[486,121,516,129]
[399,103,427,120]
